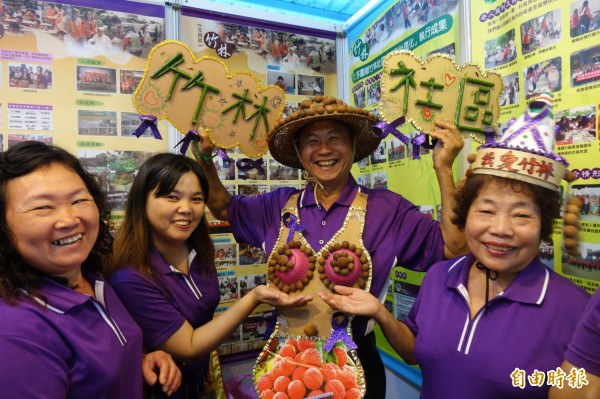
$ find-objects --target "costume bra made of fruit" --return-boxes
[254,190,372,399]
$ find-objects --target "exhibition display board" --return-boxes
[0,0,167,231]
[1,0,598,376]
[344,0,599,385]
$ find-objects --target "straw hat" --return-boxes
[472,93,568,191]
[267,95,381,169]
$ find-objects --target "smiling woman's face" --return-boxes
[146,171,205,252]
[5,163,99,278]
[465,179,542,276]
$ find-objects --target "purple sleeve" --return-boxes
[226,187,297,248]
[403,280,423,337]
[404,299,420,337]
[564,289,599,375]
[0,335,69,396]
[365,189,444,272]
[109,271,186,349]
[0,305,69,397]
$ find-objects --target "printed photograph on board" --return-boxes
[570,43,600,87]
[484,28,517,68]
[520,9,561,55]
[523,56,562,99]
[8,63,52,89]
[570,0,600,38]
[555,104,596,145]
[77,110,118,136]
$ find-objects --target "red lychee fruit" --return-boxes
[324,379,346,399]
[287,379,307,399]
[302,367,324,390]
[257,373,275,392]
[273,375,292,393]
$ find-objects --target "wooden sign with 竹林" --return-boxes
[133,40,286,158]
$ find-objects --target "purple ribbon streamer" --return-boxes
[215,148,233,164]
[236,158,265,176]
[372,116,427,160]
[133,115,162,139]
[283,212,305,243]
[175,130,199,155]
[410,133,427,160]
[263,309,278,340]
[324,314,357,352]
[484,126,496,144]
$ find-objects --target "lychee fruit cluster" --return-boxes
[257,339,362,399]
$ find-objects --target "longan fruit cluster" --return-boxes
[318,241,370,292]
[269,95,379,135]
[563,196,582,256]
[268,240,316,293]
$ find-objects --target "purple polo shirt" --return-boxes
[0,273,143,398]
[109,245,220,398]
[227,175,444,336]
[564,288,600,375]
[405,254,590,399]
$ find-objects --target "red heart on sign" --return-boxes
[143,90,160,106]
[444,73,456,86]
[255,139,268,148]
[422,108,432,120]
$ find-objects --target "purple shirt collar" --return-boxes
[36,272,103,312]
[446,253,550,305]
[300,175,360,209]
[149,243,197,275]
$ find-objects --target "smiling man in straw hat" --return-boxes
[194,95,467,398]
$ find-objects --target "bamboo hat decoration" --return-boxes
[379,50,503,142]
[267,95,381,169]
[133,40,285,158]
[472,93,569,191]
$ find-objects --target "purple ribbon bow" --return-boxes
[372,116,407,139]
[236,158,265,176]
[324,314,357,352]
[283,212,305,243]
[373,116,428,159]
[263,309,279,340]
[175,130,199,155]
[133,115,162,139]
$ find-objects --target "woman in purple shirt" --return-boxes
[320,96,591,398]
[0,141,181,398]
[108,153,311,398]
